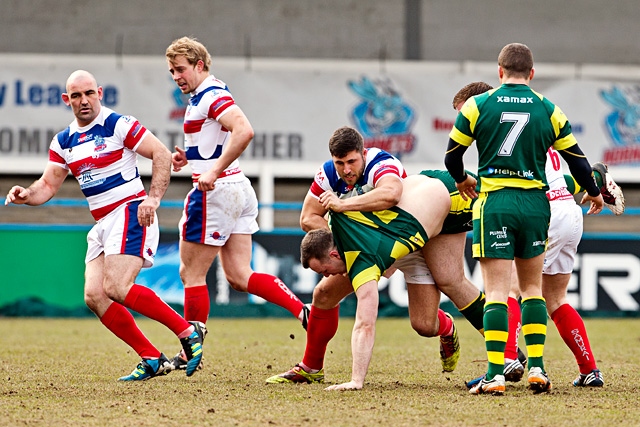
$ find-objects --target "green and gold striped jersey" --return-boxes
[449,83,578,193]
[328,207,428,290]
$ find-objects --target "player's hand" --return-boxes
[197,169,218,192]
[319,191,343,212]
[324,381,363,391]
[137,197,159,227]
[382,267,398,279]
[580,192,604,215]
[5,186,29,205]
[455,175,478,201]
[172,146,188,172]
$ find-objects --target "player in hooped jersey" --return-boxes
[165,37,307,370]
[266,126,408,384]
[5,70,206,381]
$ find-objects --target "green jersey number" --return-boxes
[498,112,530,156]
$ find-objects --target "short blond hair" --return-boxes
[165,36,212,72]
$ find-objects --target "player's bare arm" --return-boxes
[198,107,254,191]
[300,192,330,232]
[5,164,68,206]
[323,175,402,213]
[324,280,379,391]
[135,132,172,226]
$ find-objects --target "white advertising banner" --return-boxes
[1,54,640,181]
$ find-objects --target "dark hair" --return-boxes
[300,229,335,268]
[498,43,534,79]
[328,126,364,158]
[452,81,493,110]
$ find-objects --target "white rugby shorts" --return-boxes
[543,199,583,275]
[390,251,436,285]
[86,199,159,268]
[179,177,259,246]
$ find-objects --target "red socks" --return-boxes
[123,284,191,336]
[184,284,210,324]
[504,296,521,360]
[247,272,304,318]
[302,305,340,370]
[551,303,597,374]
[100,303,159,359]
[437,309,453,336]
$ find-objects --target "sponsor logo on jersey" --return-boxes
[93,135,107,152]
[497,96,534,104]
[78,133,93,143]
[547,188,573,201]
[79,172,105,189]
[487,167,534,179]
[130,123,143,139]
[77,163,94,174]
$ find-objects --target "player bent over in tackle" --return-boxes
[299,174,453,390]
[267,126,489,385]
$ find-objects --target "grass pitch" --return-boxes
[1,316,638,427]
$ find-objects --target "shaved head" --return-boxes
[66,70,97,92]
[62,70,102,127]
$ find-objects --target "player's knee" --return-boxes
[227,278,246,292]
[225,270,253,293]
[84,287,108,311]
[178,264,189,284]
[410,319,439,337]
[83,291,98,311]
[312,282,343,309]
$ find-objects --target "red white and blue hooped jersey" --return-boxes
[48,107,150,221]
[308,148,406,200]
[183,75,244,184]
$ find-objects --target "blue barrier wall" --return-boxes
[1,224,639,317]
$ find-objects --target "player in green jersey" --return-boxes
[299,173,452,390]
[444,43,604,395]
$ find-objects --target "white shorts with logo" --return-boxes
[390,251,436,285]
[86,199,159,268]
[179,176,260,246]
[543,199,583,275]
